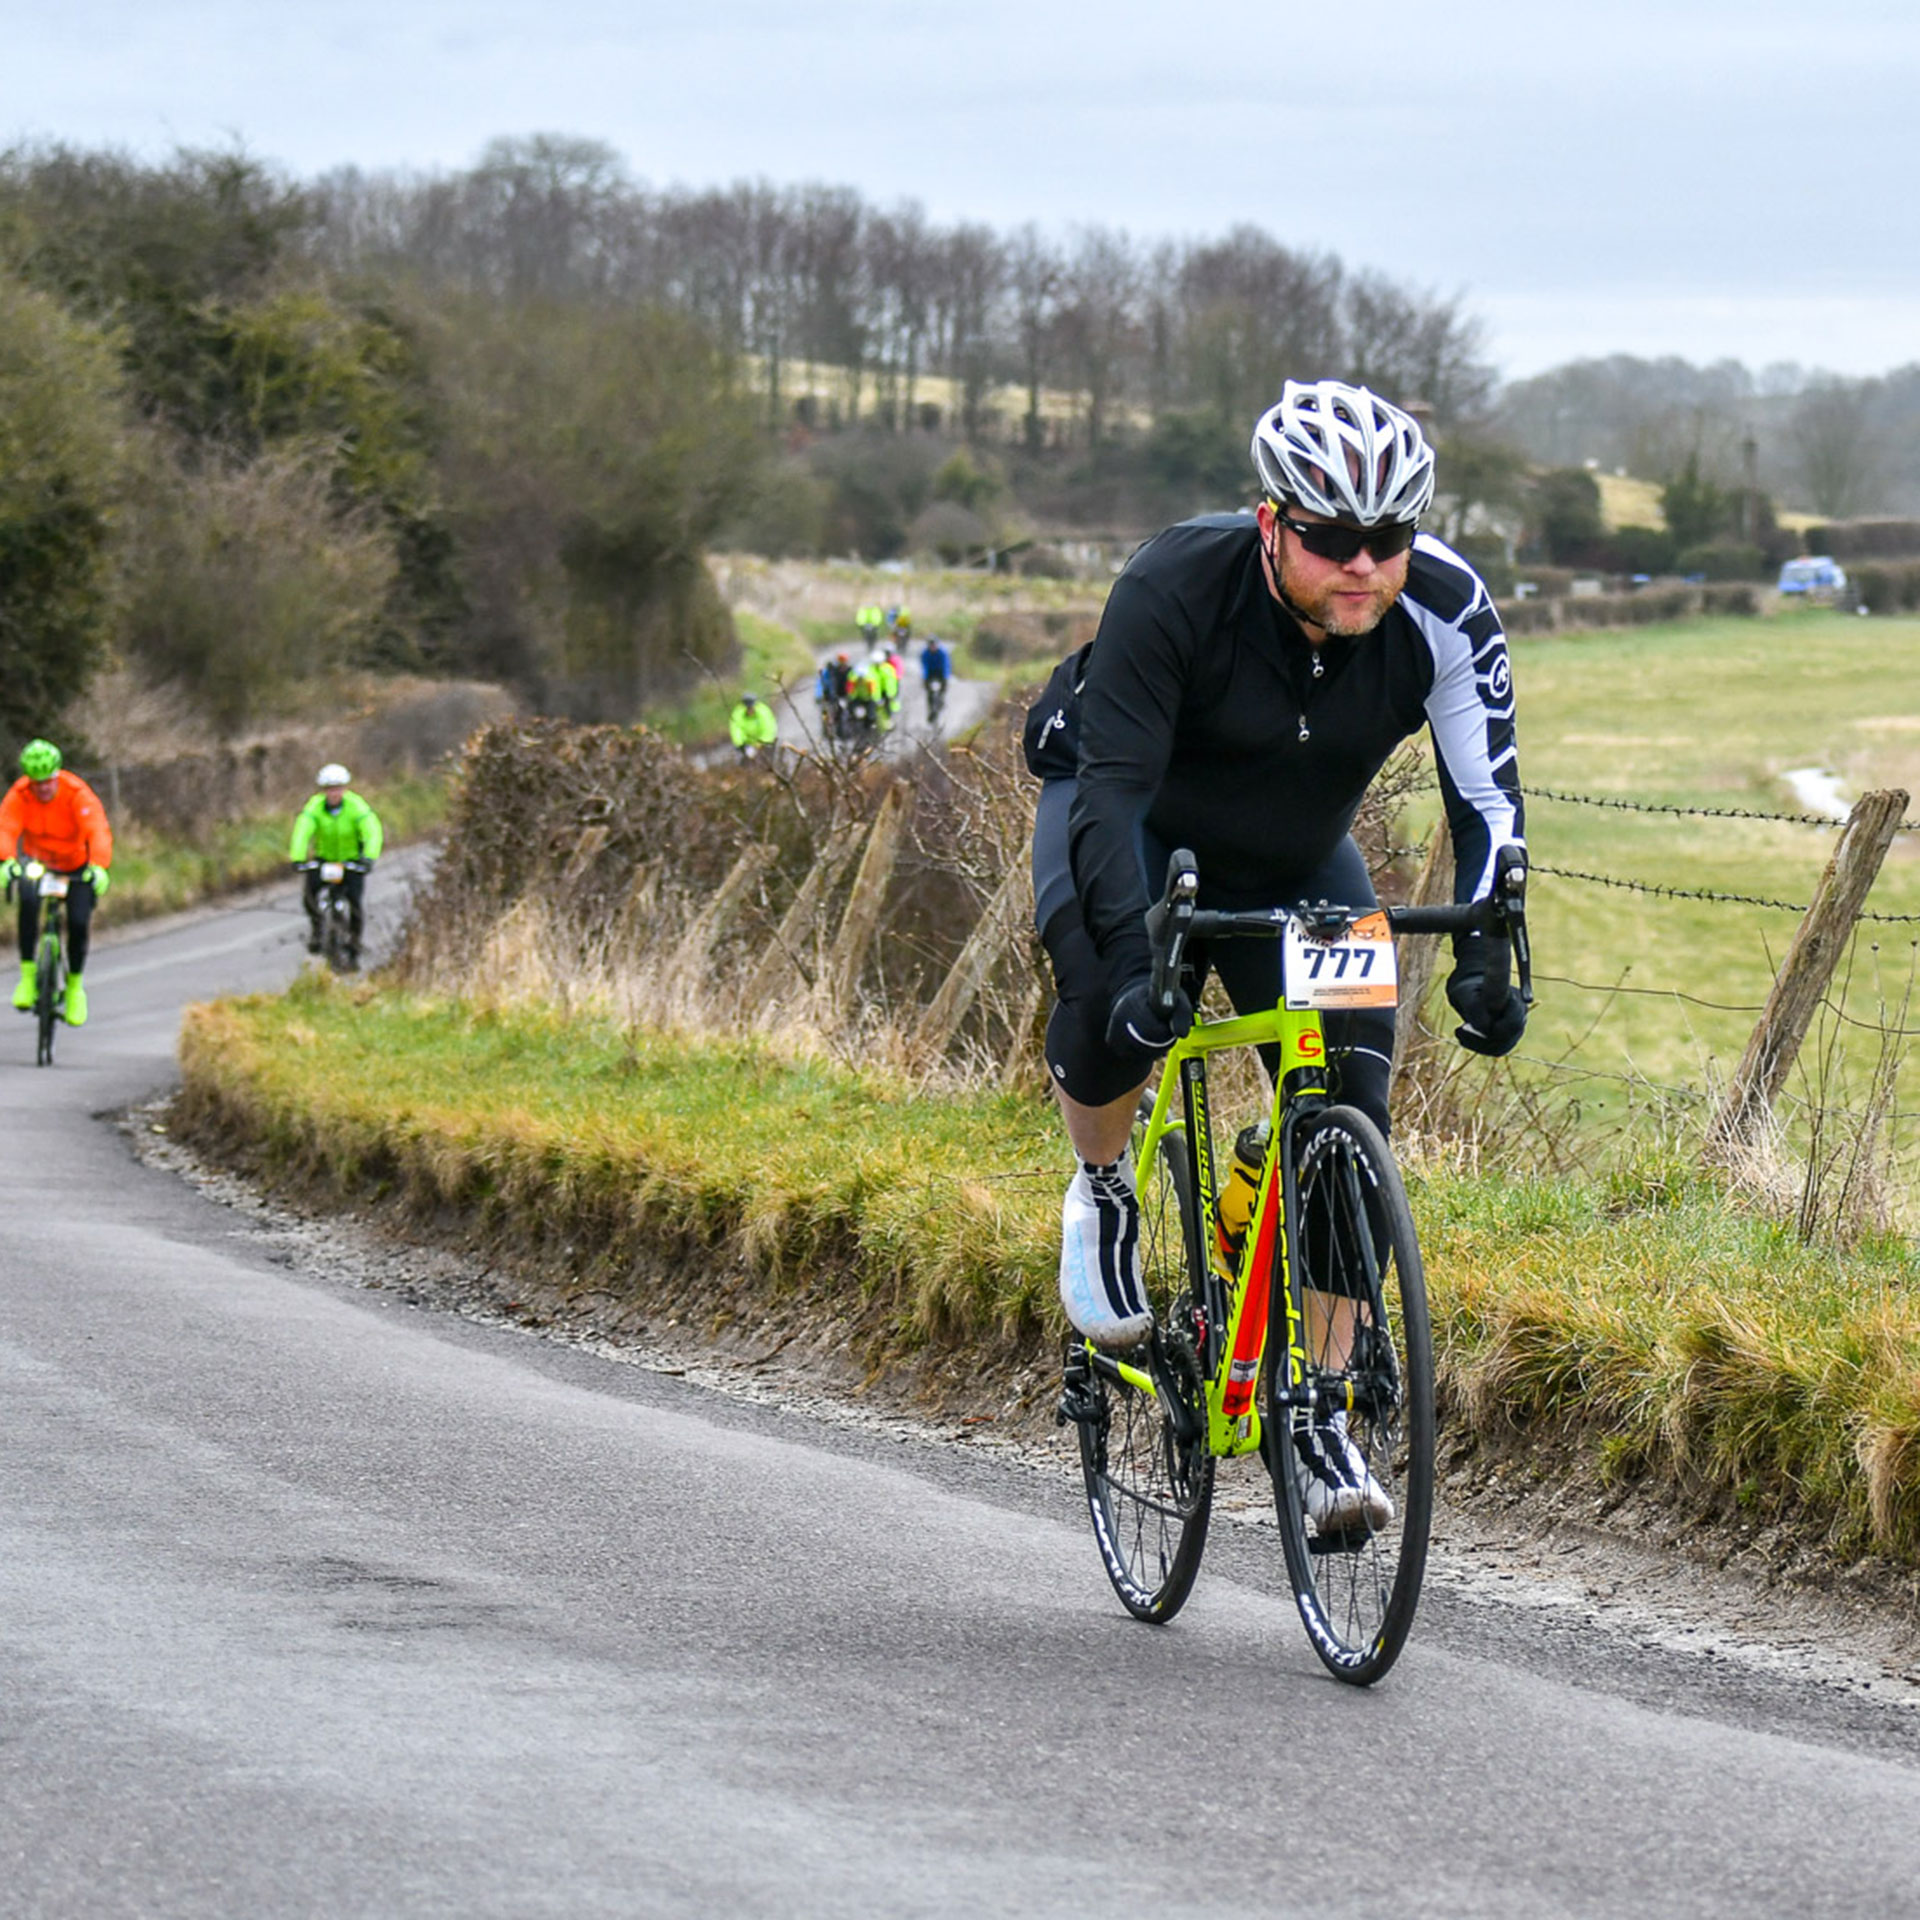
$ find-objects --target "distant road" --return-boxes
[4,855,1920,1916]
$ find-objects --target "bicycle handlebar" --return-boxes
[1146,843,1532,1017]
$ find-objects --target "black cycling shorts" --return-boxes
[1031,777,1394,1130]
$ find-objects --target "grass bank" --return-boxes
[106,773,451,922]
[178,980,1920,1568]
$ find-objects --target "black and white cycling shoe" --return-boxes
[1058,1158,1153,1348]
[1292,1410,1395,1533]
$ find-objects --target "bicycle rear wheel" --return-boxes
[1075,1126,1215,1623]
[1269,1105,1433,1685]
[34,930,59,1066]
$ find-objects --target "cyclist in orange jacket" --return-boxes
[0,738,113,1026]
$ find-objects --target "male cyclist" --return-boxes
[919,635,952,722]
[0,739,112,1026]
[728,692,778,759]
[1030,379,1525,1526]
[290,764,383,966]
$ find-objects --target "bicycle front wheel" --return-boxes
[1269,1105,1433,1685]
[34,931,59,1067]
[323,900,350,972]
[1076,1128,1215,1623]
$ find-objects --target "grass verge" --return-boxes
[178,980,1920,1569]
[177,979,1062,1359]
[106,773,451,922]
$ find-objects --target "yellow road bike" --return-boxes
[1059,845,1529,1685]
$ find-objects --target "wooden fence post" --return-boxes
[913,863,1029,1061]
[1705,787,1909,1161]
[814,784,910,1022]
[740,818,864,1013]
[668,842,775,983]
[1389,818,1455,1116]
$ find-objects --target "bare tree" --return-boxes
[1792,378,1889,519]
[1341,271,1494,424]
[929,222,1003,441]
[1058,226,1139,448]
[1007,224,1062,450]
[1175,227,1344,422]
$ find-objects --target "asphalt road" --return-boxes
[6,871,1920,1918]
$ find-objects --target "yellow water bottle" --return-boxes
[1213,1120,1269,1273]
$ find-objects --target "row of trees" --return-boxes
[309,136,1497,452]
[1495,355,1920,520]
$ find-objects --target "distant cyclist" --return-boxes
[729,692,778,760]
[290,764,383,965]
[868,648,900,728]
[919,636,952,723]
[819,651,854,740]
[0,739,112,1026]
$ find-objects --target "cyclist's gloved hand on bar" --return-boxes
[1446,942,1526,1057]
[1106,976,1194,1064]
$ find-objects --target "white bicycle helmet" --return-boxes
[1251,379,1436,525]
[317,763,351,786]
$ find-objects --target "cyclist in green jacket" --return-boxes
[728,693,779,759]
[289,763,383,962]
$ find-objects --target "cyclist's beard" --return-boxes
[1274,549,1408,638]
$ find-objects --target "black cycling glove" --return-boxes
[1106,976,1194,1066]
[1445,937,1527,1058]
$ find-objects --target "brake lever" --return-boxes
[1148,849,1199,1017]
[1493,844,1532,1005]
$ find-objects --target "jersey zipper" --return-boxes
[1298,647,1325,740]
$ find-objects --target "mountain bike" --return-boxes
[10,862,74,1066]
[1059,843,1530,1685]
[925,675,948,726]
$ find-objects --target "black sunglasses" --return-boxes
[1270,506,1418,564]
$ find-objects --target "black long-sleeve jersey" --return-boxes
[1066,513,1523,984]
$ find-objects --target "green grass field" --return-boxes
[1446,607,1920,1172]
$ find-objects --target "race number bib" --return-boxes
[1283,911,1398,1010]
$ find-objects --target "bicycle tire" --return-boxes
[1268,1105,1433,1686]
[34,928,60,1067]
[1076,1126,1216,1623]
[322,899,349,973]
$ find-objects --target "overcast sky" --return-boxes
[7,0,1915,383]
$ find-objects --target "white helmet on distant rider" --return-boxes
[1250,379,1436,526]
[317,763,350,788]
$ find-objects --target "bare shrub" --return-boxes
[120,442,397,735]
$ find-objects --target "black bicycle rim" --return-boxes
[1268,1105,1433,1685]
[1077,1129,1215,1623]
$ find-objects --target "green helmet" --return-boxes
[19,739,60,780]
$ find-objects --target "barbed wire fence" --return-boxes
[1456,780,1920,1226]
